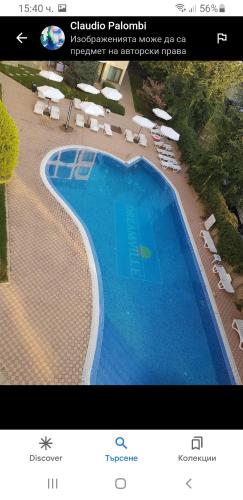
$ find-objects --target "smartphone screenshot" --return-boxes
[0,0,242,497]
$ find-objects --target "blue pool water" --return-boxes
[45,148,234,385]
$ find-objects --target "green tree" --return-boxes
[0,101,19,183]
[139,61,243,100]
[63,61,100,87]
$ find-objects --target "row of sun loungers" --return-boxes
[199,215,243,351]
[34,101,60,119]
[199,215,235,295]
[151,135,182,173]
[34,101,111,133]
[75,114,113,136]
[157,150,182,172]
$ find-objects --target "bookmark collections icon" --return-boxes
[191,436,203,450]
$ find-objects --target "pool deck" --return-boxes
[0,70,242,385]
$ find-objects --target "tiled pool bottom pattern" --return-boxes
[46,149,234,385]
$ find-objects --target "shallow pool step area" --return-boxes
[47,148,97,181]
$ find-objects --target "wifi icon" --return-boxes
[175,4,186,11]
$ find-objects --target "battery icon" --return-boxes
[219,4,225,12]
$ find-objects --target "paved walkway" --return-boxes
[0,69,242,384]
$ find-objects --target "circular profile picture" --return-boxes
[40,26,65,51]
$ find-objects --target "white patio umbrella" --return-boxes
[101,87,123,101]
[153,108,172,120]
[77,83,100,95]
[160,125,180,141]
[132,115,155,134]
[39,70,63,82]
[79,102,105,121]
[37,85,65,101]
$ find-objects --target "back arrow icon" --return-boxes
[186,478,192,489]
[17,33,28,43]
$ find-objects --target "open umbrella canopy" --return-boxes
[37,85,65,100]
[153,108,172,120]
[79,101,105,117]
[77,83,100,95]
[101,87,123,101]
[160,125,180,141]
[132,115,155,129]
[38,70,63,82]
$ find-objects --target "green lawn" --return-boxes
[128,63,155,119]
[0,63,125,115]
[0,184,8,282]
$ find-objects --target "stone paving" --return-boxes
[0,68,242,384]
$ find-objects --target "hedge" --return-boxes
[0,101,19,183]
[102,81,116,89]
[190,179,243,272]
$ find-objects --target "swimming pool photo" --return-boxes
[42,146,235,385]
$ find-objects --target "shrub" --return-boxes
[201,187,238,228]
[217,221,243,267]
[137,77,165,108]
[235,299,243,311]
[0,101,19,183]
[63,61,100,87]
[234,263,243,274]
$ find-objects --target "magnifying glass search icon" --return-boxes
[115,436,127,449]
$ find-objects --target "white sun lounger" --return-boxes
[166,160,181,169]
[155,141,172,151]
[204,214,216,231]
[212,254,221,264]
[76,113,85,127]
[34,100,45,115]
[232,320,243,350]
[158,154,179,164]
[160,161,181,172]
[125,129,134,143]
[90,118,99,132]
[139,133,147,147]
[50,106,60,120]
[104,123,112,136]
[212,264,234,293]
[159,156,180,168]
[74,98,82,110]
[199,230,217,253]
[157,148,175,157]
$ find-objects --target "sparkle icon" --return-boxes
[39,437,53,450]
